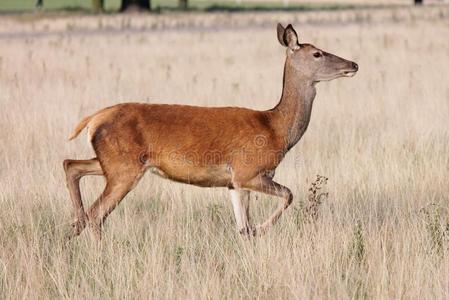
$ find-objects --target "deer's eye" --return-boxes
[313,52,322,58]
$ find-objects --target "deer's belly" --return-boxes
[149,164,232,188]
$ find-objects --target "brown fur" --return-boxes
[63,23,358,240]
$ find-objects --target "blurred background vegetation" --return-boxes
[0,0,430,13]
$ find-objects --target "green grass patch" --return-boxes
[0,0,363,13]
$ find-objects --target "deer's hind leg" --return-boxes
[85,161,146,241]
[63,158,103,237]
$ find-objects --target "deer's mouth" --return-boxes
[341,70,357,77]
[341,62,358,77]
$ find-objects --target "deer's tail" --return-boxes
[68,115,93,141]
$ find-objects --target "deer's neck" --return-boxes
[272,59,316,151]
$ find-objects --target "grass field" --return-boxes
[0,0,413,12]
[1,7,449,299]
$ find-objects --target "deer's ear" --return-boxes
[284,24,299,50]
[277,23,287,47]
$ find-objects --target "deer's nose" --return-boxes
[352,62,359,71]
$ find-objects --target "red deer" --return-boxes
[63,23,358,240]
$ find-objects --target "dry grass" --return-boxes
[1,9,449,299]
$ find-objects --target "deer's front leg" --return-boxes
[229,189,254,236]
[242,175,293,235]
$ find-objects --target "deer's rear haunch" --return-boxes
[64,23,358,240]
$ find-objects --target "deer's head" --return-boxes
[277,23,358,83]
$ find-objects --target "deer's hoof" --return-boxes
[239,226,256,237]
[254,224,269,236]
[71,217,87,236]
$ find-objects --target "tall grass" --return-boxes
[0,11,448,299]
